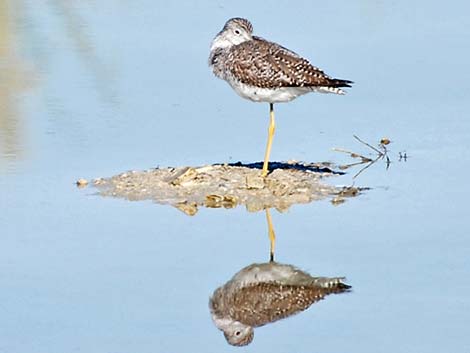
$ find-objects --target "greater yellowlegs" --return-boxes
[210,262,350,346]
[209,18,353,177]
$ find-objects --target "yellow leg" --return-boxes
[265,208,276,262]
[261,103,275,177]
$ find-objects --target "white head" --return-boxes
[222,321,254,346]
[210,17,253,51]
[210,308,254,346]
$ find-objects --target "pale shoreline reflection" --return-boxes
[0,0,35,170]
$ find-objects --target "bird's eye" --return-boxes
[235,331,241,336]
[234,29,241,35]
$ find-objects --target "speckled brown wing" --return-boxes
[227,37,352,89]
[228,282,344,327]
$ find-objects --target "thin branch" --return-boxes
[339,160,371,171]
[353,135,382,154]
[332,147,373,162]
[333,135,394,179]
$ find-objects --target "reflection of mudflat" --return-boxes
[209,262,350,346]
[92,162,363,214]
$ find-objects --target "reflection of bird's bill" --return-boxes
[209,262,351,346]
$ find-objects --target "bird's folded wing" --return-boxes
[230,283,328,327]
[228,38,335,89]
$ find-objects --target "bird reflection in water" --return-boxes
[209,209,351,346]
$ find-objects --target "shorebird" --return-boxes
[209,18,353,177]
[209,262,351,346]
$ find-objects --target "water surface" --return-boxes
[1,1,470,352]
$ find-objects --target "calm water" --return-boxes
[1,1,470,352]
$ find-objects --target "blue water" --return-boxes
[1,1,469,352]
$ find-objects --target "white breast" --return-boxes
[228,80,312,103]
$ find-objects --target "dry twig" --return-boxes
[333,135,392,179]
